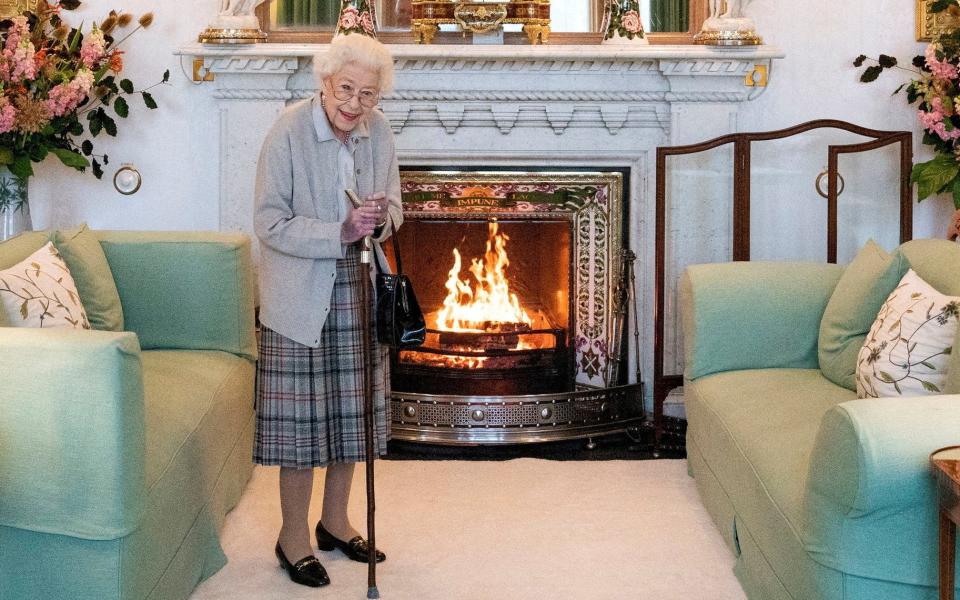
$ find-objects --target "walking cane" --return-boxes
[347,189,381,599]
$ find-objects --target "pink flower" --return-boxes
[360,11,374,35]
[2,16,36,83]
[918,107,960,141]
[339,6,359,31]
[621,10,642,34]
[936,122,960,141]
[925,43,959,81]
[7,44,36,82]
[919,108,942,131]
[45,68,94,117]
[0,97,16,134]
[4,16,27,53]
[932,96,954,117]
[80,27,105,69]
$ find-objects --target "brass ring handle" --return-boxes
[815,170,845,199]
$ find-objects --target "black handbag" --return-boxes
[374,234,426,348]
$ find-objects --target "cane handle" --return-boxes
[346,189,373,262]
[345,188,363,208]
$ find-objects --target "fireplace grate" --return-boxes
[390,384,644,445]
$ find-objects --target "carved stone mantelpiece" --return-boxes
[180,43,781,137]
[175,42,784,406]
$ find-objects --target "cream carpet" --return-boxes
[191,459,746,600]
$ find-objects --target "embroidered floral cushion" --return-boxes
[0,241,90,329]
[856,269,959,398]
[0,230,52,326]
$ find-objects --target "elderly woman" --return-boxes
[252,34,400,588]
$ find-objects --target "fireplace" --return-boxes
[392,218,573,396]
[387,169,643,444]
[177,43,784,441]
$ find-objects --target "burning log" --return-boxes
[438,321,531,351]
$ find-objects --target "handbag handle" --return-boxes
[373,224,404,275]
[391,230,404,274]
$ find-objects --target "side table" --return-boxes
[931,446,960,600]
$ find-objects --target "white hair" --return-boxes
[314,34,395,94]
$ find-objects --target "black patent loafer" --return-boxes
[316,521,386,563]
[275,542,330,587]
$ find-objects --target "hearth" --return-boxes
[393,219,573,396]
[387,169,643,445]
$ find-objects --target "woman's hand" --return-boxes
[366,192,389,226]
[341,194,384,243]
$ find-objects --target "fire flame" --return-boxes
[434,222,533,332]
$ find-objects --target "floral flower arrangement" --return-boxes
[0,1,166,182]
[336,0,376,37]
[855,0,960,208]
[605,0,645,41]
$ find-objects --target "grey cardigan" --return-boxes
[254,97,402,347]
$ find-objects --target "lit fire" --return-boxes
[434,221,533,332]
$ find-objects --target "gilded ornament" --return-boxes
[917,0,960,42]
[411,0,549,44]
[197,27,267,44]
[694,0,762,46]
[198,0,268,44]
[454,3,508,34]
[0,0,29,19]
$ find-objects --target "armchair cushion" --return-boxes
[0,230,51,269]
[686,368,856,597]
[680,261,844,381]
[55,223,124,331]
[817,240,910,391]
[0,231,51,326]
[897,239,960,394]
[856,269,960,398]
[96,231,257,360]
[0,241,90,329]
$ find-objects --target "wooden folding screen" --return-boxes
[653,120,913,451]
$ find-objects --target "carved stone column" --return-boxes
[201,55,301,237]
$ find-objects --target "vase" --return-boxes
[335,0,378,38]
[602,0,649,45]
[0,166,29,241]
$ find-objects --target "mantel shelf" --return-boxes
[176,41,784,62]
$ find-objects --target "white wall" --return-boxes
[31,0,955,240]
[741,0,954,240]
[31,0,221,231]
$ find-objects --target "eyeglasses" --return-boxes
[329,82,380,108]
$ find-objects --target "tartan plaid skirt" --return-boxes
[253,245,390,468]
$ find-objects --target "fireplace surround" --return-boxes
[384,168,641,443]
[176,42,784,441]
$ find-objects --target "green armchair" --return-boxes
[681,239,960,600]
[0,231,257,600]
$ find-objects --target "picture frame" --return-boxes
[917,0,960,42]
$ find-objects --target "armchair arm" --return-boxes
[803,396,960,584]
[679,261,843,380]
[0,328,145,540]
[96,231,256,360]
